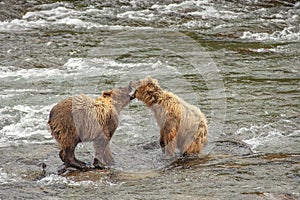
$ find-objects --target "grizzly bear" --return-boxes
[131,76,208,157]
[48,84,135,171]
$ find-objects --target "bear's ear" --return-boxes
[152,78,158,85]
[146,76,158,85]
[146,76,157,83]
[102,90,113,98]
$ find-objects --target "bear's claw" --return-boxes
[93,158,105,170]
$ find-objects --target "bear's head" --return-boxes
[102,83,136,111]
[130,76,163,107]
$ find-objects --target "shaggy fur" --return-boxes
[131,76,208,157]
[48,85,135,170]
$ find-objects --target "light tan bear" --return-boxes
[48,84,135,171]
[131,76,208,157]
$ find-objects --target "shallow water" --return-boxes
[0,0,299,199]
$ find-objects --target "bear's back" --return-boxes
[72,94,115,141]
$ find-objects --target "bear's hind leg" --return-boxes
[182,136,204,157]
[60,141,87,170]
[182,124,208,157]
[182,140,201,157]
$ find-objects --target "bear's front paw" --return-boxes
[93,158,105,170]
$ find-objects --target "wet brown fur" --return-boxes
[48,86,133,170]
[132,76,208,157]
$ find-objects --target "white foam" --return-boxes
[188,8,240,20]
[151,0,209,12]
[243,130,283,151]
[0,59,166,83]
[182,20,211,29]
[151,0,239,20]
[236,124,288,151]
[38,174,96,186]
[0,169,18,185]
[241,26,300,42]
[117,10,156,21]
[23,6,75,21]
[0,66,66,80]
[116,0,240,26]
[63,57,169,75]
[0,106,16,121]
[0,104,53,147]
[0,5,152,32]
[64,58,108,72]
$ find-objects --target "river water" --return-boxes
[0,0,299,199]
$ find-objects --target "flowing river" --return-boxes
[0,0,299,199]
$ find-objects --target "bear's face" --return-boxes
[130,76,162,106]
[102,84,135,110]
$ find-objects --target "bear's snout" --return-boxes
[128,82,136,100]
[129,87,136,100]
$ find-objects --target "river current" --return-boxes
[0,0,299,199]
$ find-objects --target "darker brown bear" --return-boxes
[48,84,135,170]
[131,76,208,157]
